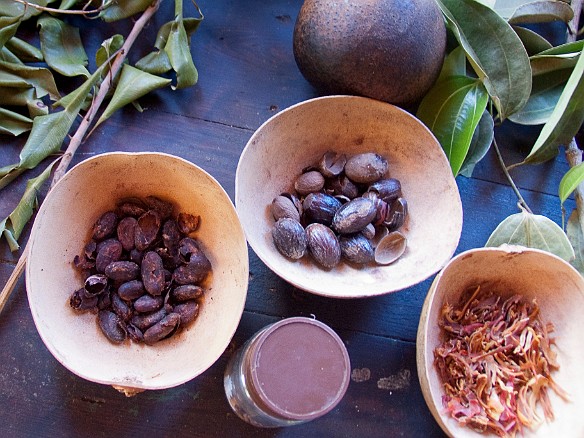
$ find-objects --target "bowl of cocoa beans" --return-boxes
[235,95,462,298]
[26,152,249,394]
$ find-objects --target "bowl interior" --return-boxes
[417,247,584,437]
[236,95,462,298]
[26,152,249,390]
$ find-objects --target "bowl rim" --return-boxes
[235,94,463,298]
[25,151,249,390]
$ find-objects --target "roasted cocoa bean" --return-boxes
[171,284,203,302]
[134,294,164,313]
[98,310,127,344]
[339,233,375,265]
[177,212,200,234]
[173,261,211,285]
[162,219,181,254]
[127,324,144,343]
[344,152,388,183]
[271,195,301,222]
[104,261,140,282]
[294,170,325,196]
[117,280,146,301]
[318,151,346,177]
[173,301,200,326]
[302,192,342,226]
[141,251,166,295]
[332,197,377,234]
[95,238,123,273]
[135,210,161,251]
[111,292,133,322]
[144,196,174,220]
[130,306,169,331]
[116,199,147,217]
[143,313,181,344]
[92,211,118,241]
[117,216,137,251]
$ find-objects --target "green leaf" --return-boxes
[155,17,203,50]
[0,46,22,64]
[0,107,32,136]
[164,15,199,89]
[93,64,171,128]
[536,40,584,56]
[524,49,584,164]
[417,76,489,175]
[459,109,494,177]
[38,16,90,78]
[135,50,172,75]
[512,25,553,55]
[0,60,59,100]
[99,0,153,22]
[0,0,49,19]
[59,0,80,9]
[95,34,124,69]
[559,162,584,203]
[436,0,532,120]
[566,210,584,275]
[437,46,467,83]
[507,1,574,24]
[0,15,21,49]
[0,86,34,106]
[485,210,575,261]
[1,63,107,187]
[0,158,58,251]
[5,37,43,62]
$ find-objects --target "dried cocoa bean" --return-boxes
[135,210,161,251]
[173,301,199,326]
[104,261,140,282]
[143,313,181,344]
[117,216,137,251]
[170,285,203,302]
[95,238,123,273]
[98,310,127,344]
[177,212,200,234]
[134,294,164,313]
[141,251,166,296]
[117,280,146,301]
[92,211,118,241]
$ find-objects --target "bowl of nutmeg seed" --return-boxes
[235,95,462,298]
[26,152,249,394]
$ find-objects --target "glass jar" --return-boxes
[224,317,351,427]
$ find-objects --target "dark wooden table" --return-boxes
[0,1,575,437]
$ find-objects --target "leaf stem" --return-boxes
[0,0,163,317]
[493,136,533,214]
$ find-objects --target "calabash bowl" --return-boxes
[26,152,249,393]
[235,95,462,298]
[417,246,584,437]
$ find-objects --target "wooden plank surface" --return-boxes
[0,1,575,437]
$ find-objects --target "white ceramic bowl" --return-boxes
[26,152,249,393]
[417,246,584,437]
[235,95,462,298]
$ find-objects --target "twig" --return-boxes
[493,137,533,214]
[0,0,163,316]
[13,0,105,15]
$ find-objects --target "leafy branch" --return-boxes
[418,0,584,273]
[0,0,204,313]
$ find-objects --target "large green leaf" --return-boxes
[93,64,171,128]
[164,15,199,89]
[436,0,532,120]
[524,48,584,164]
[0,60,59,100]
[38,16,89,78]
[567,210,584,275]
[0,107,32,136]
[0,15,21,49]
[506,1,574,24]
[99,0,153,22]
[485,210,575,261]
[436,46,467,83]
[5,37,43,62]
[0,158,58,251]
[508,68,571,125]
[559,162,584,204]
[459,109,494,177]
[512,25,553,55]
[417,76,489,175]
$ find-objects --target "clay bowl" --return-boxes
[26,152,249,393]
[417,246,584,437]
[235,95,462,298]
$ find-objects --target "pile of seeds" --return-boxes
[270,151,408,269]
[70,196,211,345]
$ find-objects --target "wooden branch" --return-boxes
[0,0,163,316]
